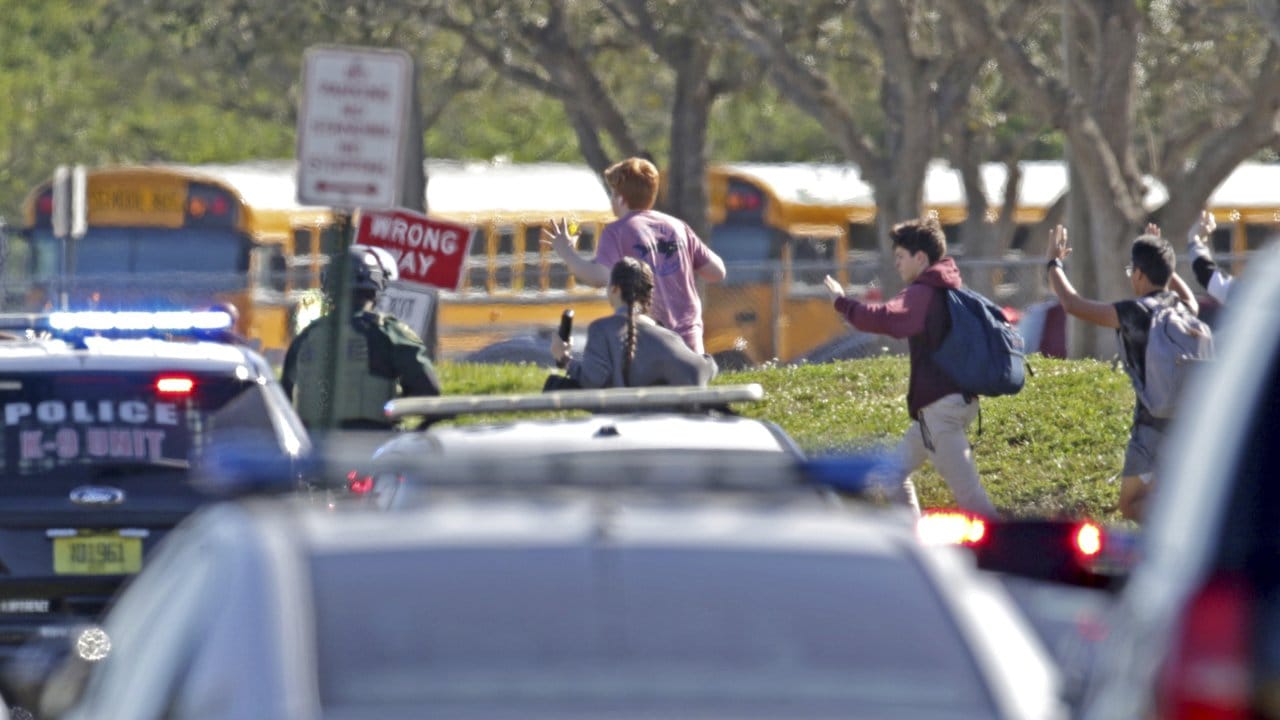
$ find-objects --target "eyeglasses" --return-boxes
[1124,263,1134,277]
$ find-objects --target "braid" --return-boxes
[623,301,638,387]
[608,257,655,388]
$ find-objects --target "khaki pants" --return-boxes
[893,393,997,517]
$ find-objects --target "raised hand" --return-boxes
[823,274,845,300]
[1048,225,1073,261]
[1187,209,1216,261]
[1188,210,1216,245]
[540,217,579,252]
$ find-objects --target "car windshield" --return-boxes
[312,547,998,718]
[0,371,270,481]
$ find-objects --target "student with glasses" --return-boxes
[1044,224,1200,522]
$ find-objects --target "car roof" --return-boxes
[147,487,1065,720]
[301,495,912,554]
[369,384,802,477]
[384,384,766,421]
[377,412,796,458]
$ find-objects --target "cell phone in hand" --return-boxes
[556,309,574,369]
[558,309,574,342]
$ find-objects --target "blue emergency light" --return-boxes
[46,310,234,333]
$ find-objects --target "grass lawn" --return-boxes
[436,355,1137,522]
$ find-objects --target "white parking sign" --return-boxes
[297,46,412,209]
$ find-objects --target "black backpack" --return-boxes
[932,287,1027,397]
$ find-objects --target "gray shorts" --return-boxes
[1122,421,1165,481]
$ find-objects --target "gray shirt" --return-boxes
[569,312,718,388]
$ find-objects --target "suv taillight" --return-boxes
[1157,573,1254,719]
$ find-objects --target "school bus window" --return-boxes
[709,224,780,285]
[577,226,598,254]
[75,232,132,274]
[318,226,345,256]
[140,230,250,274]
[847,222,878,252]
[293,228,314,257]
[1010,226,1032,252]
[519,227,540,291]
[491,228,515,289]
[547,254,574,291]
[846,251,882,288]
[1246,223,1279,250]
[1210,227,1233,254]
[252,246,287,293]
[792,234,837,287]
[462,228,487,291]
[941,223,962,253]
[496,228,516,256]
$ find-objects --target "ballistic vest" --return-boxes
[292,313,398,428]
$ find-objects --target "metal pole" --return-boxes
[771,264,785,363]
[52,166,70,310]
[322,210,355,431]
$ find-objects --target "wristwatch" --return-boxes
[1046,258,1064,272]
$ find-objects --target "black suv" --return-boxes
[0,312,310,651]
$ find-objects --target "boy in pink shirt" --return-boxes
[543,157,726,353]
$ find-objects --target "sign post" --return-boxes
[51,165,89,310]
[297,45,415,431]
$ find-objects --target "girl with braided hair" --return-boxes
[551,257,717,388]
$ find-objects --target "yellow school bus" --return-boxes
[701,161,1072,363]
[424,160,616,357]
[424,160,1076,364]
[14,162,338,359]
[18,159,1270,366]
[701,160,1280,363]
[1194,162,1280,277]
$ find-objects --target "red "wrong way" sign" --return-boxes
[355,208,474,291]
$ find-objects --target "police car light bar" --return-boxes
[0,310,234,337]
[385,383,765,420]
[48,310,234,332]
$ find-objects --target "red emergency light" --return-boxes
[155,376,195,395]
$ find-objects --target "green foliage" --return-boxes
[425,80,582,162]
[710,86,844,161]
[438,355,1138,521]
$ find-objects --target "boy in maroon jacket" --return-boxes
[823,218,997,517]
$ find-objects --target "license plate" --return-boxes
[53,533,142,575]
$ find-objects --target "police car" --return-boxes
[27,462,1067,720]
[0,310,310,650]
[349,384,805,509]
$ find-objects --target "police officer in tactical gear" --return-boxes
[281,244,441,430]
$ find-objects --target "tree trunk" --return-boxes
[665,45,714,242]
[954,139,996,297]
[870,156,928,295]
[1075,178,1141,359]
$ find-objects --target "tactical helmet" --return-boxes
[326,245,399,294]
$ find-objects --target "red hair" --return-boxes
[604,157,659,211]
